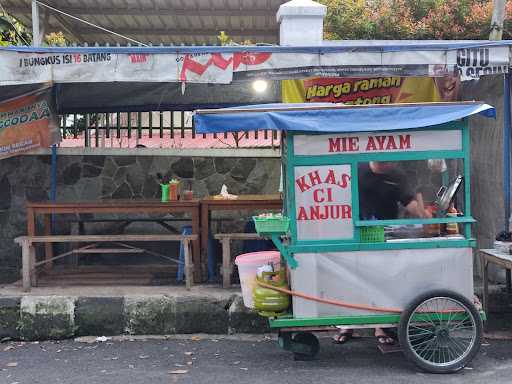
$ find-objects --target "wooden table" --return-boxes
[480,248,512,315]
[200,194,282,280]
[26,199,202,282]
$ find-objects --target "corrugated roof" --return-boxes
[3,0,285,45]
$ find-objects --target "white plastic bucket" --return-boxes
[235,251,281,308]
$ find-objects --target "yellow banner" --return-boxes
[282,76,460,104]
[0,87,60,160]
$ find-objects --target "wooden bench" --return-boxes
[214,233,264,288]
[14,234,197,292]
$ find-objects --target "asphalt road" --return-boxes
[1,335,512,384]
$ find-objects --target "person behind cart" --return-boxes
[334,161,432,346]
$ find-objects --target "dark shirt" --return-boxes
[358,163,414,220]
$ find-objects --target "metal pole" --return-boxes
[504,72,511,231]
[31,0,40,47]
[489,0,506,40]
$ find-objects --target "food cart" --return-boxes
[194,102,496,373]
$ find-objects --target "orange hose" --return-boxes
[257,281,403,313]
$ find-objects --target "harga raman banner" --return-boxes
[0,87,60,160]
[282,75,460,104]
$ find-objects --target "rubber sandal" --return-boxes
[333,332,353,344]
[376,336,395,345]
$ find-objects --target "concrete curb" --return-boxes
[0,293,269,341]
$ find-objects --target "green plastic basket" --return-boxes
[253,215,290,235]
[360,226,385,243]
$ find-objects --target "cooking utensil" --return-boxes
[435,175,463,212]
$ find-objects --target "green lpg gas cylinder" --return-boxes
[253,273,290,317]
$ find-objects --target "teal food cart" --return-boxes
[195,102,496,373]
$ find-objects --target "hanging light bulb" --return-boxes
[252,79,268,93]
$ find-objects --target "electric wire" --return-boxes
[35,1,148,46]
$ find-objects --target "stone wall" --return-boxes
[0,154,281,283]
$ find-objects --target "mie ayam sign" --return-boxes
[293,130,462,156]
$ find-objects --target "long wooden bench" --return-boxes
[213,233,264,288]
[14,234,197,292]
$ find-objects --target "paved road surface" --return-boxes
[2,335,512,384]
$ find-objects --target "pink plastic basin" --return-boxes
[235,251,281,308]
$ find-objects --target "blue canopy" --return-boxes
[194,102,496,134]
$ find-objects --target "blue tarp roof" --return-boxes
[194,102,496,134]
[1,40,512,54]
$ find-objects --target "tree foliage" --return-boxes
[0,12,68,46]
[0,13,31,46]
[321,0,512,40]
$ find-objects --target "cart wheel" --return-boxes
[398,290,482,374]
[292,332,320,361]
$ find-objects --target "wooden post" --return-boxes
[21,238,31,292]
[27,207,35,237]
[43,214,54,272]
[221,238,232,288]
[29,245,37,287]
[191,205,203,282]
[184,238,193,291]
[200,202,210,282]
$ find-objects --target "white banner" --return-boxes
[0,46,510,85]
[293,130,462,156]
[294,165,353,241]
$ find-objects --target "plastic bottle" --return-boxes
[446,205,459,236]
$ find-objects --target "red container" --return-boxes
[169,183,179,200]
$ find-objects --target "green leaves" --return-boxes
[320,0,511,40]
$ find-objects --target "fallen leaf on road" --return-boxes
[190,336,201,341]
[6,362,18,367]
[169,370,188,374]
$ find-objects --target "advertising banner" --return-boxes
[294,165,353,241]
[282,76,460,104]
[0,45,509,85]
[0,87,60,160]
[293,130,462,156]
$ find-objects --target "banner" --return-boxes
[294,165,353,241]
[293,130,462,156]
[282,75,460,104]
[0,87,60,160]
[0,45,509,85]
